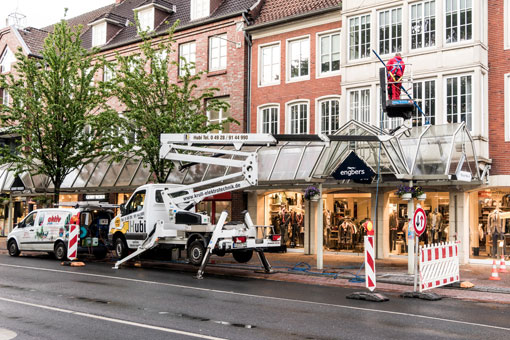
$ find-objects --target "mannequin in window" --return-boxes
[488,204,504,258]
[429,208,443,244]
[279,205,290,248]
[389,208,398,251]
[296,211,304,246]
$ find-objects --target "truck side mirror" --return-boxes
[120,204,126,216]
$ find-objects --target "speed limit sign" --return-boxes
[413,207,427,237]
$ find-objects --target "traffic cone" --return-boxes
[489,260,501,280]
[498,255,508,273]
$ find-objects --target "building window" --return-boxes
[179,41,196,76]
[349,14,371,60]
[505,74,510,141]
[445,0,472,43]
[410,1,436,49]
[287,102,309,134]
[349,89,370,124]
[137,7,154,32]
[0,47,16,73]
[259,43,280,86]
[318,98,340,134]
[191,0,210,21]
[103,65,115,82]
[412,80,436,126]
[209,35,227,71]
[446,75,472,130]
[378,8,402,55]
[259,105,279,134]
[207,97,231,133]
[288,37,309,81]
[92,22,107,47]
[0,88,9,107]
[319,32,340,76]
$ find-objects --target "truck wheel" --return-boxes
[54,242,67,261]
[114,237,128,259]
[8,240,20,257]
[188,241,205,266]
[232,250,253,263]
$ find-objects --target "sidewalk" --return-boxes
[1,237,509,303]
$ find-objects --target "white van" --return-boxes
[7,203,116,260]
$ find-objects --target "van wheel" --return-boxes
[54,242,67,261]
[114,237,128,259]
[188,241,205,266]
[8,240,20,257]
[233,250,253,263]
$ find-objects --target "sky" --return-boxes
[0,0,115,29]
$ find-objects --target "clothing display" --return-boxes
[488,208,504,257]
[389,210,398,251]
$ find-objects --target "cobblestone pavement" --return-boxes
[2,237,509,303]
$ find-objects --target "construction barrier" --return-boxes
[419,241,460,292]
[364,235,376,291]
[67,224,79,261]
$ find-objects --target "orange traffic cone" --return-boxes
[489,260,501,280]
[498,255,508,273]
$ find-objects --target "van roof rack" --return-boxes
[55,201,119,209]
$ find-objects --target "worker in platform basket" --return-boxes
[386,52,405,100]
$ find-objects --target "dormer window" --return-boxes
[92,22,107,47]
[137,7,154,32]
[191,0,210,20]
[0,47,16,73]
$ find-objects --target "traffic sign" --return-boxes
[413,207,427,237]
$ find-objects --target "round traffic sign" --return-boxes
[413,207,427,237]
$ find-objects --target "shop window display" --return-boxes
[267,192,305,249]
[474,191,510,259]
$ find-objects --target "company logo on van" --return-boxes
[47,215,62,223]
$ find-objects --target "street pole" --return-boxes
[407,181,415,274]
[317,183,323,270]
[413,235,419,291]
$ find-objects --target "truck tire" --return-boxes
[54,242,67,261]
[8,239,20,257]
[188,240,205,266]
[232,250,253,263]
[114,237,128,259]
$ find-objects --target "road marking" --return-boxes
[0,296,225,340]
[0,328,17,340]
[1,263,510,332]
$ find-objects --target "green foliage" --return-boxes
[112,19,235,183]
[0,20,120,200]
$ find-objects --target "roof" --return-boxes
[253,0,340,26]
[12,0,256,57]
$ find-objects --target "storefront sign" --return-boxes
[85,194,108,201]
[456,170,472,182]
[162,133,277,144]
[332,151,375,182]
[10,176,25,192]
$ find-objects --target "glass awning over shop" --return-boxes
[0,121,482,194]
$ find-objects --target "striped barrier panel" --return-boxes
[419,241,460,292]
[364,235,376,292]
[67,224,79,261]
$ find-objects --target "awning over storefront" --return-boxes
[0,120,483,194]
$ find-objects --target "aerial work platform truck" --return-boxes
[109,133,281,279]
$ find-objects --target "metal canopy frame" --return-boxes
[0,122,482,194]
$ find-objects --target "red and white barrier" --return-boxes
[364,235,376,291]
[419,241,460,292]
[67,224,79,261]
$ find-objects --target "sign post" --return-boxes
[412,205,427,291]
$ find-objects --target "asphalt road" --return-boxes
[0,253,509,340]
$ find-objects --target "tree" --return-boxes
[0,20,120,202]
[113,21,234,183]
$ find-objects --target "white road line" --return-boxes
[0,296,226,340]
[0,328,17,340]
[1,263,510,332]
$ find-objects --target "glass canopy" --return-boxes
[0,121,482,194]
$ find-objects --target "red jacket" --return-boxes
[386,55,405,81]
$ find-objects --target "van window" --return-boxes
[24,213,36,228]
[126,190,146,214]
[155,190,189,203]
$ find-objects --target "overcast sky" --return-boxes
[0,0,115,29]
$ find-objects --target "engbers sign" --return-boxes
[332,151,375,182]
